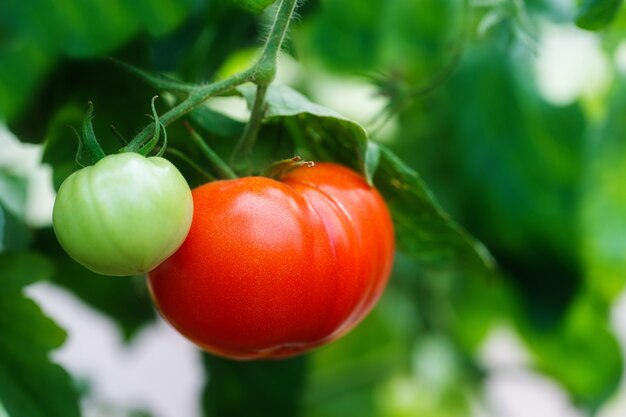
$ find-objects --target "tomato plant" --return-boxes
[9,0,621,414]
[53,152,193,276]
[147,162,395,359]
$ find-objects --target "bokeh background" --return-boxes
[2,0,626,416]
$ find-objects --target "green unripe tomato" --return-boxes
[53,152,193,276]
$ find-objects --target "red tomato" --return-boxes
[147,162,394,360]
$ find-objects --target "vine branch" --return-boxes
[230,84,268,164]
[184,122,237,180]
[120,0,299,161]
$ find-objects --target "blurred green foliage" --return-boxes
[576,0,623,30]
[1,0,626,416]
[0,253,80,417]
[229,0,277,15]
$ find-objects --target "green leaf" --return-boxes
[576,0,623,30]
[0,170,27,219]
[364,141,381,187]
[0,205,31,253]
[243,84,494,280]
[580,74,626,301]
[3,0,194,57]
[412,44,586,330]
[1,0,196,121]
[0,42,55,122]
[374,146,499,349]
[242,83,494,280]
[0,252,81,417]
[297,0,462,81]
[203,354,308,417]
[0,170,31,251]
[127,0,196,37]
[303,388,377,417]
[33,228,155,340]
[239,84,370,179]
[414,41,617,405]
[375,146,494,278]
[229,0,277,15]
[448,46,584,260]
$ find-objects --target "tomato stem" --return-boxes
[265,156,315,180]
[164,148,215,181]
[229,84,268,165]
[120,0,299,159]
[252,0,298,87]
[229,0,298,165]
[110,125,129,145]
[184,121,238,180]
[132,96,164,156]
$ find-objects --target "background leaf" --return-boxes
[0,171,27,218]
[0,171,30,252]
[203,354,308,417]
[394,43,585,328]
[0,0,197,121]
[580,73,626,301]
[576,0,623,30]
[387,36,620,407]
[0,252,80,417]
[295,0,463,83]
[517,292,622,407]
[375,146,494,277]
[33,228,156,341]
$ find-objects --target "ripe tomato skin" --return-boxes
[148,162,394,359]
[52,153,193,276]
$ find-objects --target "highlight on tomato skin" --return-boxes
[147,162,395,360]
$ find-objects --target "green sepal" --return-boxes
[155,123,168,157]
[126,96,168,157]
[76,102,106,167]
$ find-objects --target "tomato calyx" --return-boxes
[74,101,106,167]
[121,96,168,157]
[265,156,315,180]
[74,98,169,168]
